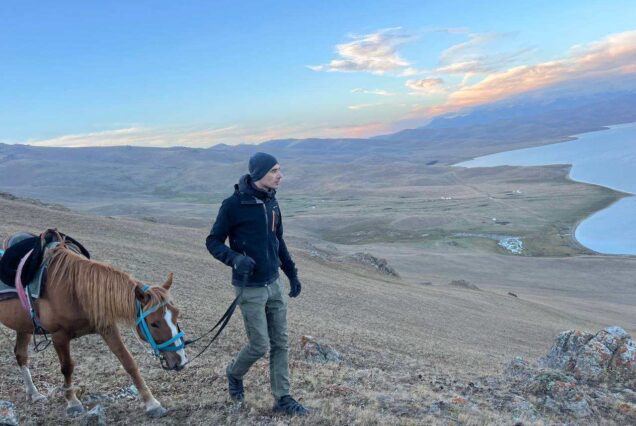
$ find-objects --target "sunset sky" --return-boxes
[1,1,635,147]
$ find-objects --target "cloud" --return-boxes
[26,119,397,148]
[26,126,298,148]
[433,32,533,75]
[318,121,391,138]
[406,78,446,95]
[435,48,535,74]
[439,32,501,65]
[430,30,636,114]
[348,103,383,110]
[398,67,420,77]
[308,27,415,75]
[351,88,396,96]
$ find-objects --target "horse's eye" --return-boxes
[150,322,160,328]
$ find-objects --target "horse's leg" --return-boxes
[100,326,167,418]
[14,331,47,402]
[51,332,84,416]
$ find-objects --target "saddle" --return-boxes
[0,229,90,294]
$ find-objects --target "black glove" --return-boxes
[289,276,302,298]
[233,255,256,276]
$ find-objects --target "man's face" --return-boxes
[255,164,283,190]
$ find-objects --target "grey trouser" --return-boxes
[228,278,290,399]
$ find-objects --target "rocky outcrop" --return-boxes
[497,327,636,422]
[346,253,400,277]
[424,328,636,423]
[538,326,635,385]
[301,335,341,364]
[0,192,69,211]
[301,243,400,277]
[448,279,480,290]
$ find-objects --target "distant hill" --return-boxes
[0,85,634,217]
[372,89,636,161]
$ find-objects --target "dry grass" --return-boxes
[0,196,634,424]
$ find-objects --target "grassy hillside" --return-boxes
[0,197,634,424]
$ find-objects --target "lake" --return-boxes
[456,123,636,256]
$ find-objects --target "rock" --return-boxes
[622,388,636,403]
[0,401,18,426]
[615,401,636,420]
[505,395,539,423]
[300,335,341,363]
[427,400,449,415]
[488,327,636,423]
[347,253,400,277]
[82,385,138,403]
[80,405,106,426]
[504,356,533,380]
[525,372,592,417]
[448,279,480,290]
[539,329,594,370]
[539,327,636,384]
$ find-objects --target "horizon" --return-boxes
[1,1,635,148]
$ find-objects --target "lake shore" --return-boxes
[455,123,636,256]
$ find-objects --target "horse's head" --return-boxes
[134,273,188,371]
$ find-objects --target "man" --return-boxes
[206,152,309,416]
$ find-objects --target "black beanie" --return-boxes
[249,152,278,181]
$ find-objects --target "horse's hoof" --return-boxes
[29,393,47,403]
[147,406,168,418]
[66,404,85,417]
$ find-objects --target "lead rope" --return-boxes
[180,273,247,366]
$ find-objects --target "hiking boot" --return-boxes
[272,395,310,416]
[226,365,244,402]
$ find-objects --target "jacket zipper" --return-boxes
[262,204,270,264]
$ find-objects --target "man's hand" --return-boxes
[288,276,302,298]
[233,255,256,276]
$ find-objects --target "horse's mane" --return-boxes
[46,247,170,330]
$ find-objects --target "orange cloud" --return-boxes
[432,30,636,114]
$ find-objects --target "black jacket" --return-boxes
[206,175,297,287]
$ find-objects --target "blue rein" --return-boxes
[135,284,185,356]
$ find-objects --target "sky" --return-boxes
[1,0,635,148]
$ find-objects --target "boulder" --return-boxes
[539,326,636,384]
[300,335,341,363]
[0,401,18,426]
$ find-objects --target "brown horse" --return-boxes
[0,236,187,418]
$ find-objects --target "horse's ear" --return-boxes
[53,229,66,249]
[134,284,151,304]
[162,273,174,290]
[42,228,65,249]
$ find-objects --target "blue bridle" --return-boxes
[135,284,185,357]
